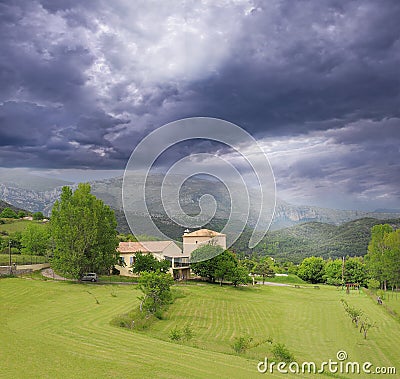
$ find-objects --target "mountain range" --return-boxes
[1,170,399,262]
[1,172,399,234]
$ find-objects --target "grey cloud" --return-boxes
[0,0,399,210]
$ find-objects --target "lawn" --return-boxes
[97,274,138,283]
[383,292,400,315]
[254,273,306,284]
[0,253,48,265]
[0,219,45,234]
[0,277,399,379]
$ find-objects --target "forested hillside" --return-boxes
[252,217,400,263]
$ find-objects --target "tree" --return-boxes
[9,231,23,253]
[17,211,26,218]
[230,264,250,287]
[138,271,174,314]
[0,207,17,218]
[383,229,400,290]
[323,258,343,285]
[253,258,275,284]
[190,245,225,282]
[33,211,45,220]
[365,224,395,290]
[214,254,236,286]
[132,252,170,274]
[297,257,325,283]
[359,318,376,339]
[117,233,138,242]
[344,257,367,285]
[191,247,248,286]
[50,184,119,278]
[21,224,50,256]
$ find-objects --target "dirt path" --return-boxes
[258,281,292,287]
[41,268,76,281]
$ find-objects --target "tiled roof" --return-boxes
[117,241,177,253]
[182,229,225,237]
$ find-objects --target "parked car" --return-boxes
[81,273,98,282]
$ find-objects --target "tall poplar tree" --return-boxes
[50,184,119,278]
[365,224,393,290]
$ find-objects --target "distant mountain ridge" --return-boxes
[1,175,400,233]
[252,217,400,263]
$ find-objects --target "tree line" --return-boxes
[365,224,399,291]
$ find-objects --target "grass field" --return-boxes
[1,277,399,379]
[0,253,48,265]
[383,293,400,315]
[0,219,45,234]
[254,274,306,284]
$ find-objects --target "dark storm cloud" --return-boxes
[0,0,399,209]
[184,0,400,136]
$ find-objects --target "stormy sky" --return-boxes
[0,0,399,210]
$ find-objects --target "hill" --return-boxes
[0,200,28,215]
[1,174,400,232]
[1,279,399,378]
[253,217,400,263]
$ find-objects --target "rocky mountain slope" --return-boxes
[1,175,400,233]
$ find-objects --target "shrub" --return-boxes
[111,308,156,331]
[182,325,194,341]
[154,309,164,320]
[271,343,295,363]
[231,335,253,354]
[0,207,18,218]
[33,212,44,220]
[367,279,380,291]
[169,327,182,341]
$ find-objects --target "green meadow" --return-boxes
[0,219,44,234]
[0,254,48,265]
[1,277,399,379]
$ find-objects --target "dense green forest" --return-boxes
[252,217,400,263]
[115,208,400,263]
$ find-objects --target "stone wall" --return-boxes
[0,263,50,276]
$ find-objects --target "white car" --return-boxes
[81,273,98,282]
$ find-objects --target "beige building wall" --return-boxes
[115,241,184,277]
[182,230,226,256]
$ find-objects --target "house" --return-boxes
[116,228,226,279]
[182,228,226,256]
[116,240,190,279]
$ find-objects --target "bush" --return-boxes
[0,207,18,218]
[168,325,195,342]
[271,343,295,363]
[377,289,385,300]
[33,212,44,220]
[111,308,156,331]
[169,327,182,341]
[231,335,253,354]
[182,325,194,341]
[154,309,164,320]
[367,279,380,290]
